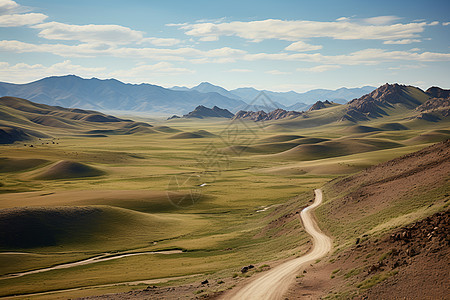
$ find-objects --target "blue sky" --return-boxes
[0,0,449,92]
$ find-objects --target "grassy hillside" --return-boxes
[317,139,449,247]
[0,96,182,144]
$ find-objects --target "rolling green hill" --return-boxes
[0,96,181,144]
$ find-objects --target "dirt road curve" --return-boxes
[0,250,182,280]
[226,189,332,300]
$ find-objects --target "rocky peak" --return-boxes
[211,106,234,118]
[183,105,234,119]
[308,100,333,111]
[426,87,450,99]
[346,83,421,118]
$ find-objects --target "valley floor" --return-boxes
[0,113,449,299]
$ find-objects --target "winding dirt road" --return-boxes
[0,250,182,280]
[226,189,332,300]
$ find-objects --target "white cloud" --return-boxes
[2,39,450,66]
[0,60,193,84]
[383,39,421,44]
[0,40,251,63]
[285,41,322,52]
[336,17,349,22]
[33,22,144,44]
[178,18,433,42]
[387,64,424,70]
[297,65,341,73]
[0,0,18,13]
[141,37,181,46]
[227,68,253,73]
[363,16,401,25]
[0,60,106,83]
[0,0,47,27]
[0,12,47,27]
[265,70,290,75]
[199,36,219,42]
[0,40,119,58]
[443,22,450,26]
[245,48,450,65]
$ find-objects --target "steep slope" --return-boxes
[416,87,450,118]
[344,83,429,120]
[231,84,448,128]
[0,75,247,114]
[318,139,449,245]
[307,100,338,111]
[426,86,450,99]
[273,84,449,129]
[288,211,449,299]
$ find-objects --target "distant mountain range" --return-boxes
[172,82,376,107]
[0,75,246,115]
[163,83,450,124]
[230,84,450,124]
[1,83,448,144]
[0,75,377,116]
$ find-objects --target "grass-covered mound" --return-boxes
[0,206,204,251]
[33,160,105,180]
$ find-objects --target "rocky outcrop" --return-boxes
[426,86,450,99]
[415,88,450,118]
[308,100,333,111]
[167,115,181,120]
[232,108,302,121]
[182,105,234,119]
[342,83,425,121]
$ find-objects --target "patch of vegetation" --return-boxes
[344,268,362,279]
[357,271,398,289]
[379,250,392,262]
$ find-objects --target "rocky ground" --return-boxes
[286,210,450,299]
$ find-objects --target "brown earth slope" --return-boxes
[287,211,449,299]
[286,140,449,299]
[323,139,449,245]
